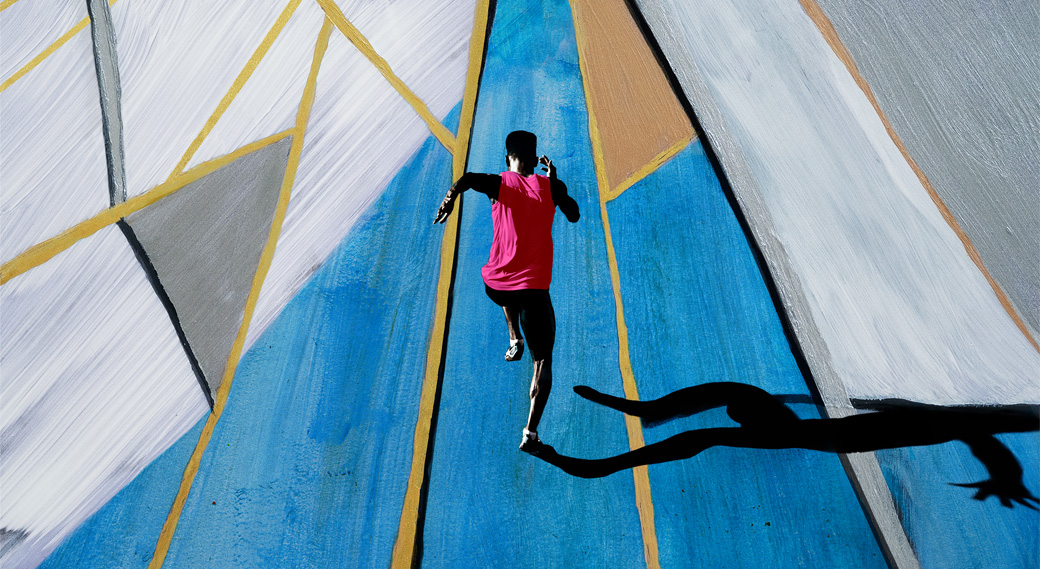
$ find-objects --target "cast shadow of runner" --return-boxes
[534,382,1040,509]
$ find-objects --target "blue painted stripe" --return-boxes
[606,142,888,567]
[39,420,206,569]
[420,1,648,567]
[40,108,461,569]
[876,432,1039,568]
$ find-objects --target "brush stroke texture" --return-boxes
[243,0,477,349]
[634,0,1040,405]
[0,0,86,80]
[1,17,108,265]
[814,0,1040,340]
[606,144,887,567]
[0,226,209,569]
[38,117,458,569]
[125,138,292,401]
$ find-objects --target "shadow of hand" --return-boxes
[950,478,1040,510]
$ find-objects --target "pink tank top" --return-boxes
[481,171,555,290]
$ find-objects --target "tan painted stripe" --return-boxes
[389,3,490,567]
[146,20,333,568]
[316,0,457,154]
[168,0,304,178]
[569,0,694,198]
[571,4,661,567]
[0,129,294,285]
[607,134,693,202]
[798,0,1038,354]
[1,0,118,93]
[0,0,20,12]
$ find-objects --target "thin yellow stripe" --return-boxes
[146,19,332,569]
[315,0,457,154]
[168,0,304,178]
[0,129,294,285]
[453,0,491,182]
[570,3,661,568]
[389,2,489,567]
[0,0,20,12]
[606,134,694,202]
[797,0,1039,355]
[0,0,118,93]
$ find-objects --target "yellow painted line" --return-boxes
[0,129,294,285]
[315,0,457,154]
[389,2,489,567]
[452,0,491,182]
[598,199,661,569]
[606,134,694,202]
[168,0,304,178]
[798,0,1039,355]
[1,0,118,93]
[1,0,20,12]
[147,18,332,569]
[570,3,661,568]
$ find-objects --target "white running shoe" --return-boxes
[519,428,543,454]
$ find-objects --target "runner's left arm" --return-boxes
[434,173,501,223]
[540,155,579,223]
[550,179,580,223]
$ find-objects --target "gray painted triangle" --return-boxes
[126,137,292,402]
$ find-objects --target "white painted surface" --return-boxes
[0,225,209,568]
[0,23,109,264]
[0,0,86,80]
[185,1,327,171]
[103,0,473,349]
[639,0,1040,404]
[816,0,1040,339]
[1,4,474,565]
[111,0,306,198]
[243,0,474,348]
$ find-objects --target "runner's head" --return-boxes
[506,130,537,172]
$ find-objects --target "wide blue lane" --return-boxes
[605,141,888,568]
[421,1,648,567]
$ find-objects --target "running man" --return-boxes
[434,130,580,453]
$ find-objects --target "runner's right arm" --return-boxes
[434,173,501,223]
[540,156,579,223]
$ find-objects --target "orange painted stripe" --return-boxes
[798,0,1038,354]
[389,2,490,567]
[146,19,334,569]
[607,134,692,202]
[569,0,694,198]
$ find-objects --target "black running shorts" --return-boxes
[484,284,556,361]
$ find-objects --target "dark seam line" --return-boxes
[411,3,497,568]
[620,3,911,567]
[621,0,823,413]
[86,0,127,207]
[117,219,214,409]
[88,0,212,409]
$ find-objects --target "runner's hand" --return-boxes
[539,155,556,179]
[434,190,455,224]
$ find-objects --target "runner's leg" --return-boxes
[521,292,556,435]
[486,285,525,360]
[503,306,524,360]
[503,306,522,342]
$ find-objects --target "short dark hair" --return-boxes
[505,130,537,163]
